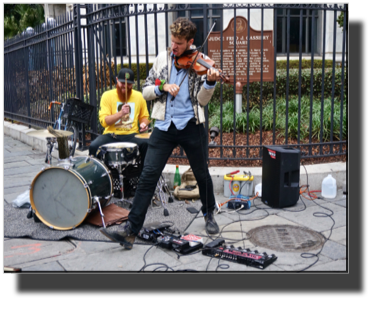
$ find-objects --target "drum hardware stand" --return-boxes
[162,177,174,203]
[151,175,171,216]
[45,137,57,165]
[45,137,76,166]
[115,163,133,208]
[93,196,106,229]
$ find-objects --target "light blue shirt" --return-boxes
[155,54,216,131]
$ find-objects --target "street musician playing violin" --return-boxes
[100,17,224,250]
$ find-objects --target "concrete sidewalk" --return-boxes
[3,123,347,272]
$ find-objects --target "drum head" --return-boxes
[30,167,91,230]
[101,142,137,150]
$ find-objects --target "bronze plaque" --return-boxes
[208,16,274,83]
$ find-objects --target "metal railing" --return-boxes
[4,3,347,161]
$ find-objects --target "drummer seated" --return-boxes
[89,68,150,164]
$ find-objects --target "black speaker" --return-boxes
[262,146,301,208]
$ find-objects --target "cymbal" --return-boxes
[135,132,151,139]
[27,129,73,138]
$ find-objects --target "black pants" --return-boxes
[127,121,216,234]
[89,133,148,164]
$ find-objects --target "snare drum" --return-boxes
[30,156,113,230]
[98,142,139,169]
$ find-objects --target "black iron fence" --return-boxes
[4,3,347,161]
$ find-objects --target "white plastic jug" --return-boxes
[321,174,337,198]
[255,183,262,197]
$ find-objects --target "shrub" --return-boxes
[210,67,347,106]
[208,96,347,141]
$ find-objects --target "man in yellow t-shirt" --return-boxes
[89,68,150,164]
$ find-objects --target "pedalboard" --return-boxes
[138,224,277,268]
[202,238,277,269]
[155,234,203,254]
[137,222,203,255]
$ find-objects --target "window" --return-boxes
[114,21,126,57]
[276,8,318,54]
[177,4,222,47]
[100,5,126,57]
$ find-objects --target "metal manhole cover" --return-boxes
[247,225,326,252]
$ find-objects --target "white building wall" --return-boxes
[223,7,274,31]
[127,4,169,64]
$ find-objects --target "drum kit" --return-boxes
[28,130,173,230]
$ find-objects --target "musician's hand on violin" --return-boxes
[163,83,180,97]
[206,68,220,83]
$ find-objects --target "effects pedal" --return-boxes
[170,238,203,254]
[156,235,203,254]
[156,235,173,249]
[204,238,225,248]
[202,238,277,269]
[138,222,203,254]
[137,221,176,243]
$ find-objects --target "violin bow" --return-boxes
[172,21,217,100]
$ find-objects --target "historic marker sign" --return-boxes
[208,16,274,83]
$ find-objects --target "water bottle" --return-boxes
[173,165,181,189]
[321,174,337,198]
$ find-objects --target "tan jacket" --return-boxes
[142,48,215,124]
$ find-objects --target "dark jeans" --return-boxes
[89,133,148,164]
[127,121,215,234]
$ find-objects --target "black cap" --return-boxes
[117,68,134,84]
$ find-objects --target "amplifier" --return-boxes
[262,145,300,208]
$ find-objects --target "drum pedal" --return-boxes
[27,207,33,219]
[33,213,41,223]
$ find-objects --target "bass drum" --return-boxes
[30,156,113,230]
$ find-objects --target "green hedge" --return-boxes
[276,59,341,70]
[211,67,347,107]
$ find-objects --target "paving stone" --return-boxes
[306,259,347,272]
[21,261,66,272]
[322,226,346,246]
[3,161,30,169]
[320,240,347,260]
[4,184,31,196]
[4,164,46,176]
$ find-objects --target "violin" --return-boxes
[169,21,229,101]
[174,50,230,83]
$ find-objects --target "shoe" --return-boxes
[204,210,220,234]
[100,221,136,250]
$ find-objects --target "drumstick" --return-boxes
[125,73,128,102]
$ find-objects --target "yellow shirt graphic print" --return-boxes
[115,102,135,131]
[99,89,149,135]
